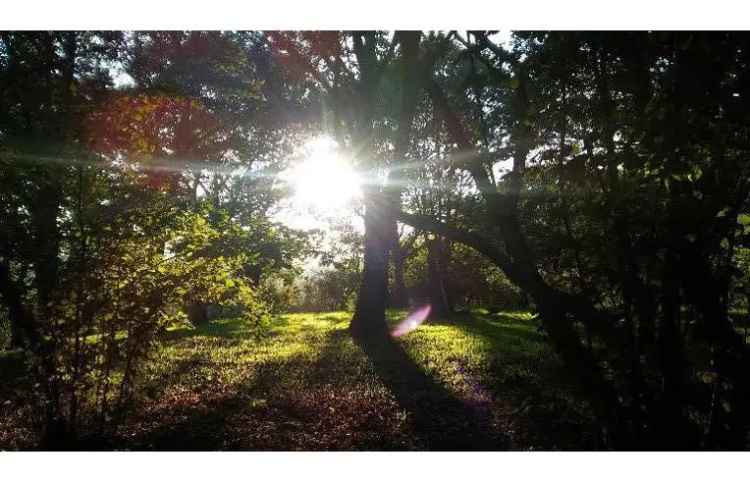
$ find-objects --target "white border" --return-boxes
[1,452,748,483]
[2,3,749,480]
[2,0,750,30]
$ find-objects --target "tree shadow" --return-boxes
[425,311,597,450]
[441,311,545,339]
[103,318,403,449]
[112,329,406,450]
[353,330,509,450]
[109,354,285,450]
[71,314,539,450]
[2,312,595,450]
[162,317,254,342]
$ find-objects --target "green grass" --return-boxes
[0,310,595,450]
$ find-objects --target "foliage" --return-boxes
[0,31,306,446]
[280,218,363,312]
[393,31,750,448]
[3,161,270,444]
[292,269,360,312]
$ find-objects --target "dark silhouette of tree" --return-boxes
[265,31,426,338]
[396,31,750,449]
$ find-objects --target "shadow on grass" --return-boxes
[107,316,408,450]
[438,313,546,346]
[116,330,399,450]
[426,311,596,449]
[354,329,508,450]
[36,312,590,450]
[112,354,283,450]
[315,314,350,325]
[163,318,257,341]
[114,314,509,450]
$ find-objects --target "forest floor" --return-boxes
[1,311,596,450]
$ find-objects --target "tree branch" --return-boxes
[395,210,512,271]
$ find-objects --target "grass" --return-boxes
[0,310,595,450]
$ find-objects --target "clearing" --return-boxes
[1,311,595,450]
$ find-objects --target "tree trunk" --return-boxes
[30,172,63,319]
[413,73,629,446]
[351,189,391,339]
[426,236,451,317]
[652,252,693,448]
[390,244,409,309]
[350,31,422,339]
[682,254,750,449]
[9,318,24,348]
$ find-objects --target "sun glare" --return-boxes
[287,137,362,211]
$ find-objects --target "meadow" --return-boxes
[1,310,594,450]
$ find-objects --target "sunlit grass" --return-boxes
[1,310,594,449]
[117,310,591,449]
[397,311,551,390]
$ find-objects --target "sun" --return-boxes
[287,137,362,211]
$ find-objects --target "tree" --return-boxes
[345,31,423,339]
[1,32,125,349]
[265,31,425,338]
[0,31,311,446]
[395,31,750,448]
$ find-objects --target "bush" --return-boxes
[14,169,272,447]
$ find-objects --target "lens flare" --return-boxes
[391,305,431,338]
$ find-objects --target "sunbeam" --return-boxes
[283,136,363,211]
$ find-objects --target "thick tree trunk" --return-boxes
[30,32,71,321]
[412,74,630,446]
[351,189,391,339]
[350,31,422,339]
[653,253,694,448]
